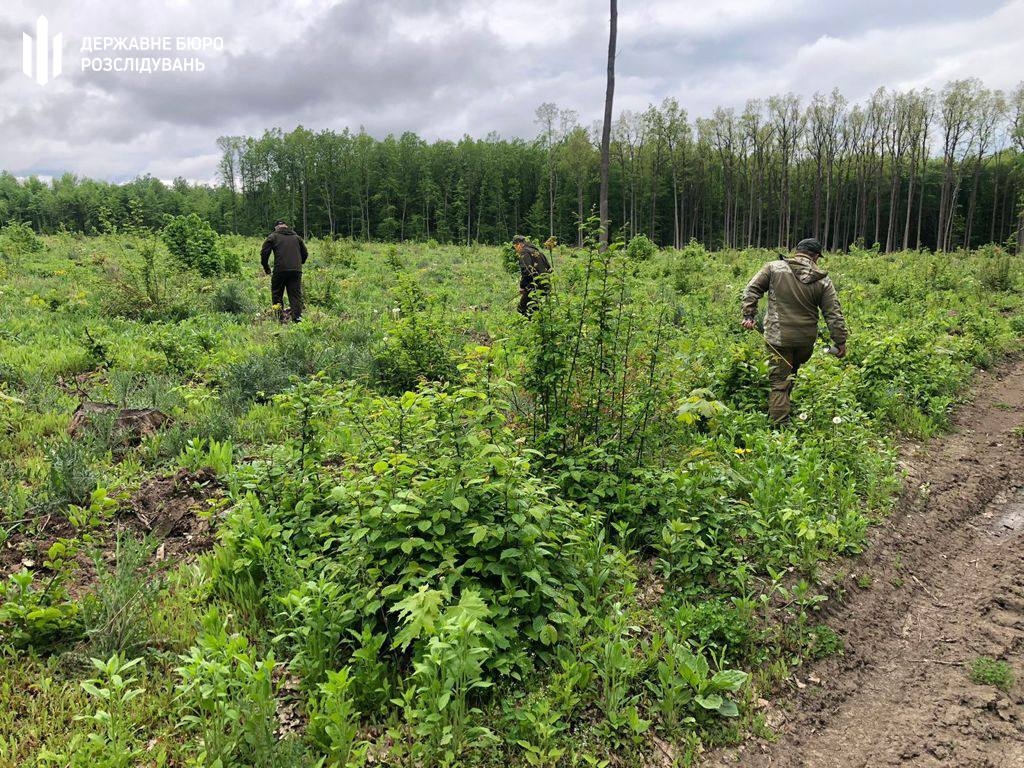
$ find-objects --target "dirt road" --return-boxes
[706,360,1024,768]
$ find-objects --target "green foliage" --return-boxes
[370,278,460,394]
[212,278,253,314]
[625,234,657,262]
[977,250,1015,291]
[81,534,160,658]
[969,656,1014,692]
[72,655,147,767]
[502,241,520,274]
[46,440,97,511]
[308,666,366,766]
[178,437,234,475]
[162,213,225,276]
[646,630,748,728]
[0,221,45,256]
[175,609,280,766]
[400,590,497,765]
[0,567,81,650]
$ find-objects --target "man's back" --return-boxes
[742,255,846,347]
[261,228,308,273]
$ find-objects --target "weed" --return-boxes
[969,656,1014,692]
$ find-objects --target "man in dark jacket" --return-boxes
[261,219,308,322]
[513,235,552,317]
[741,237,848,424]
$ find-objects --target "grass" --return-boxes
[0,233,1021,766]
[969,656,1015,692]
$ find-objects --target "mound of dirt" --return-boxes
[69,401,170,444]
[1,468,219,598]
[128,467,219,547]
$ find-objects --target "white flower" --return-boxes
[832,416,843,424]
[798,413,809,421]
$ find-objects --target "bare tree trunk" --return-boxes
[599,0,616,251]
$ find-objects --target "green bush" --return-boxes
[0,221,44,256]
[81,534,160,658]
[212,278,252,314]
[371,279,459,395]
[625,234,657,262]
[47,440,97,510]
[969,656,1014,692]
[162,213,225,277]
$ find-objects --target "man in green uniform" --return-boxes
[740,237,848,424]
[513,235,552,317]
[261,219,309,322]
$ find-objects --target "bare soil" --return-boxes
[1,468,218,596]
[706,359,1024,768]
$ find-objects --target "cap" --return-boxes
[273,219,287,227]
[512,234,526,244]
[796,237,822,255]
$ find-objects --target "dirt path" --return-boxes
[706,360,1024,768]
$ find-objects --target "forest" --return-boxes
[2,78,1023,253]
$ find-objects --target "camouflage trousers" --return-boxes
[767,343,814,424]
[271,270,303,322]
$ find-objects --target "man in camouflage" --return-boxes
[261,219,309,322]
[741,237,848,424]
[513,235,552,317]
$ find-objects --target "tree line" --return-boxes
[3,78,1022,252]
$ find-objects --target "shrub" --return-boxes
[176,609,280,766]
[0,221,44,257]
[625,233,657,262]
[978,252,1014,291]
[162,213,224,276]
[370,279,459,395]
[47,440,97,510]
[81,534,161,658]
[212,278,253,314]
[501,241,519,274]
[0,567,81,649]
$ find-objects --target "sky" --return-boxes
[1,0,1022,184]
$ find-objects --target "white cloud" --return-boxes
[0,0,1019,182]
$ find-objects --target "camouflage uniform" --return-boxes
[517,243,552,317]
[741,254,847,423]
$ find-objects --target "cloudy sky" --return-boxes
[1,0,1022,184]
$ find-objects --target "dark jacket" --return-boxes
[741,254,847,347]
[518,244,552,291]
[261,228,308,273]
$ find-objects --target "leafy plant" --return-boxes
[0,567,81,649]
[308,666,367,767]
[162,213,226,276]
[178,437,234,475]
[74,655,147,766]
[175,609,279,766]
[969,656,1014,692]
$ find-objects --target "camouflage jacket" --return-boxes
[519,244,552,291]
[741,255,848,347]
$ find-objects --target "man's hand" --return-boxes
[835,344,847,358]
[741,318,756,331]
[263,267,271,276]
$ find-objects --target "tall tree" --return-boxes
[599,0,616,251]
